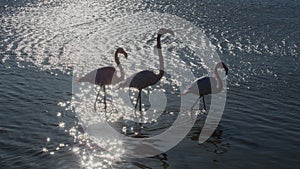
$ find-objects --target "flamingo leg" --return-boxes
[191,96,201,110]
[139,90,142,112]
[202,95,206,111]
[134,90,143,125]
[103,86,107,111]
[134,90,141,120]
[139,90,143,124]
[94,87,101,111]
[134,90,141,110]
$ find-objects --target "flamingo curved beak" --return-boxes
[123,52,128,59]
[221,62,229,75]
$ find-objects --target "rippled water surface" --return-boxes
[1,0,299,168]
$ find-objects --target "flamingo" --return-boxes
[182,62,228,111]
[77,47,128,111]
[119,28,174,112]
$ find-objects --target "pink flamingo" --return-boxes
[182,62,228,110]
[119,28,174,112]
[77,48,128,110]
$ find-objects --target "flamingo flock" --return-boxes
[77,28,228,113]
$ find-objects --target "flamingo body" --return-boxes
[95,67,117,85]
[78,66,117,85]
[120,70,163,90]
[183,76,218,96]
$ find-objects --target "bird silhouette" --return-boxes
[119,28,174,113]
[182,62,228,110]
[77,47,128,111]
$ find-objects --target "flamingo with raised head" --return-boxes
[182,62,228,110]
[119,28,174,112]
[77,47,128,111]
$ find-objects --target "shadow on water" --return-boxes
[132,153,169,169]
[190,121,230,155]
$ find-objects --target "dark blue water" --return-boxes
[1,0,299,168]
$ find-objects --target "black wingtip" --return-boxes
[221,62,229,75]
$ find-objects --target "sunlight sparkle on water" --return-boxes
[42,147,48,152]
[58,122,65,128]
[56,112,62,117]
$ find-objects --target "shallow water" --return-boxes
[1,0,300,168]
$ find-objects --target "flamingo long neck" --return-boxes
[114,51,125,81]
[214,64,223,93]
[157,34,164,79]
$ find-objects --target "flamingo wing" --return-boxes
[183,76,217,95]
[196,76,217,95]
[95,67,116,85]
[77,69,98,84]
[120,70,160,89]
[77,66,116,86]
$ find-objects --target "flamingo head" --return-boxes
[158,28,174,36]
[116,47,128,59]
[221,62,229,75]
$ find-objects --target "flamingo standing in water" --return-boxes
[119,28,174,112]
[77,47,128,111]
[182,62,228,110]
